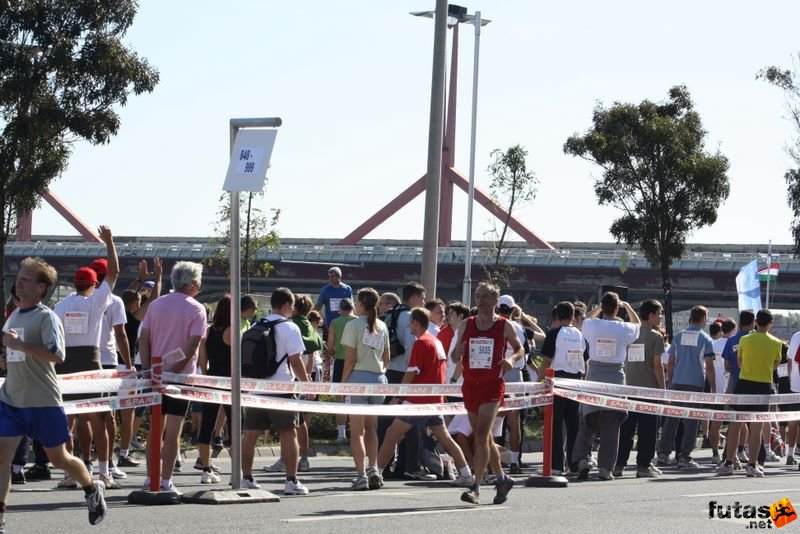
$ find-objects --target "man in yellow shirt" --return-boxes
[718,309,782,478]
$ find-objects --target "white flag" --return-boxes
[736,259,762,312]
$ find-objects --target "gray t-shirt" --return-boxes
[341,316,390,374]
[624,326,665,389]
[0,304,66,408]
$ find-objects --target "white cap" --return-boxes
[498,295,515,310]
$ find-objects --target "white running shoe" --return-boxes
[746,465,765,478]
[284,479,309,495]
[109,464,127,479]
[201,470,221,484]
[241,477,261,490]
[57,473,78,489]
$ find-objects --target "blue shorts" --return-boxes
[0,401,70,448]
[348,370,387,405]
[398,414,445,428]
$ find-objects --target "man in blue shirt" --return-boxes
[720,309,755,466]
[657,305,716,468]
[315,266,353,340]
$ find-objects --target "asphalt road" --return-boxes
[6,448,800,533]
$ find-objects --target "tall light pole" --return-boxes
[412,4,490,302]
[462,10,489,306]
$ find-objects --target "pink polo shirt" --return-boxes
[141,292,207,374]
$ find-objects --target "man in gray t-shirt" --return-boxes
[616,299,666,478]
[0,256,108,530]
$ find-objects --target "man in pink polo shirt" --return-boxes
[139,261,207,492]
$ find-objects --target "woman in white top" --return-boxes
[341,288,390,491]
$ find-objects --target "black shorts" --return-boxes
[332,359,345,383]
[163,395,190,417]
[733,379,772,412]
[243,407,297,432]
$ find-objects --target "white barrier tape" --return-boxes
[554,378,800,406]
[59,369,142,380]
[62,392,161,415]
[553,388,800,422]
[161,372,549,397]
[58,379,153,394]
[162,385,553,416]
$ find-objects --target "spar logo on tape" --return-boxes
[663,407,685,417]
[119,395,155,408]
[634,403,659,414]
[337,385,367,394]
[605,399,628,410]
[577,394,601,405]
[689,409,710,419]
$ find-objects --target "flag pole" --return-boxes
[765,240,772,309]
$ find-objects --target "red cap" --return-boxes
[74,267,98,286]
[89,258,108,275]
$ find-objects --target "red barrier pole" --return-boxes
[148,354,162,492]
[542,367,555,478]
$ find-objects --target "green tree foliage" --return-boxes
[564,86,730,338]
[758,55,800,255]
[484,145,538,286]
[210,191,280,293]
[0,0,158,307]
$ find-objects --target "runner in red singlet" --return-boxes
[451,281,523,505]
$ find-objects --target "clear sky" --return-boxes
[30,0,800,248]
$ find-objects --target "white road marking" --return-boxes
[684,488,800,498]
[282,505,508,523]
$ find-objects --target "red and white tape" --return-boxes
[161,372,549,397]
[553,388,800,422]
[162,385,553,416]
[62,392,161,415]
[553,378,800,405]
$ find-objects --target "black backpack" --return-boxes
[381,304,409,359]
[241,318,289,379]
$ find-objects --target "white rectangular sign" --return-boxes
[223,129,277,192]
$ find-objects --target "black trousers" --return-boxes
[552,392,580,472]
[617,412,658,468]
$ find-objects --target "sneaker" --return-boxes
[298,456,310,473]
[85,480,107,525]
[352,474,369,491]
[636,465,660,478]
[241,477,261,490]
[746,464,764,478]
[201,470,221,484]
[612,465,624,478]
[174,459,182,473]
[589,457,598,468]
[99,474,121,490]
[649,464,663,475]
[737,450,749,463]
[284,479,309,496]
[656,452,670,466]
[450,473,476,487]
[492,475,515,504]
[577,459,591,480]
[405,469,437,481]
[677,457,699,469]
[716,463,735,476]
[194,458,222,474]
[734,457,743,470]
[24,464,51,481]
[130,436,146,451]
[212,436,224,451]
[597,468,615,481]
[57,473,78,489]
[460,488,480,504]
[161,480,181,493]
[367,467,384,490]
[787,455,797,466]
[109,464,127,479]
[509,463,521,475]
[11,469,25,485]
[711,453,721,465]
[766,449,780,463]
[265,458,285,472]
[117,455,141,468]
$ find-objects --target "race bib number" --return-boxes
[566,348,584,369]
[362,328,384,350]
[627,343,645,363]
[469,338,494,369]
[778,363,789,378]
[64,311,89,334]
[595,338,617,361]
[4,327,25,363]
[681,331,699,347]
[329,298,342,313]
